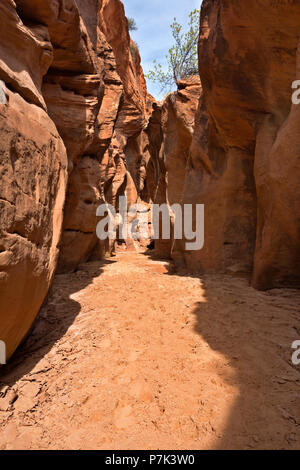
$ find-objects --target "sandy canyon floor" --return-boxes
[0,251,299,450]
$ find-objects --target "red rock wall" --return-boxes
[0,0,152,359]
[40,0,152,271]
[174,0,300,289]
[0,0,68,360]
[149,77,202,259]
[3,0,300,363]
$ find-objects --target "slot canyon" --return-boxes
[0,0,299,450]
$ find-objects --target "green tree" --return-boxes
[127,17,138,32]
[146,9,200,92]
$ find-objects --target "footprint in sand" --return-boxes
[113,402,135,429]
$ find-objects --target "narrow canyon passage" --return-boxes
[0,251,299,450]
[1,0,300,453]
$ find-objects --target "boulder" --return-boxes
[0,88,67,360]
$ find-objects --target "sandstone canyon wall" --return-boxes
[1,0,300,362]
[0,0,68,360]
[142,77,202,259]
[171,0,300,291]
[45,0,152,271]
[0,0,153,360]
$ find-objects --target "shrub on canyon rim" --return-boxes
[127,17,138,32]
[146,8,200,92]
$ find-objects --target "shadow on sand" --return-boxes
[192,275,300,449]
[0,259,116,389]
[1,247,299,449]
[145,248,300,449]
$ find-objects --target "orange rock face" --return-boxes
[0,0,153,359]
[162,77,202,208]
[53,0,152,270]
[2,0,300,364]
[99,1,149,137]
[0,0,53,109]
[0,0,68,360]
[0,90,68,361]
[119,77,202,259]
[173,0,300,289]
[147,78,202,258]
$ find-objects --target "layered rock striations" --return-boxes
[142,77,202,259]
[44,0,151,271]
[0,0,153,360]
[0,0,68,360]
[2,0,300,363]
[171,0,300,290]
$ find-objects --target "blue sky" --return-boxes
[123,0,202,99]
